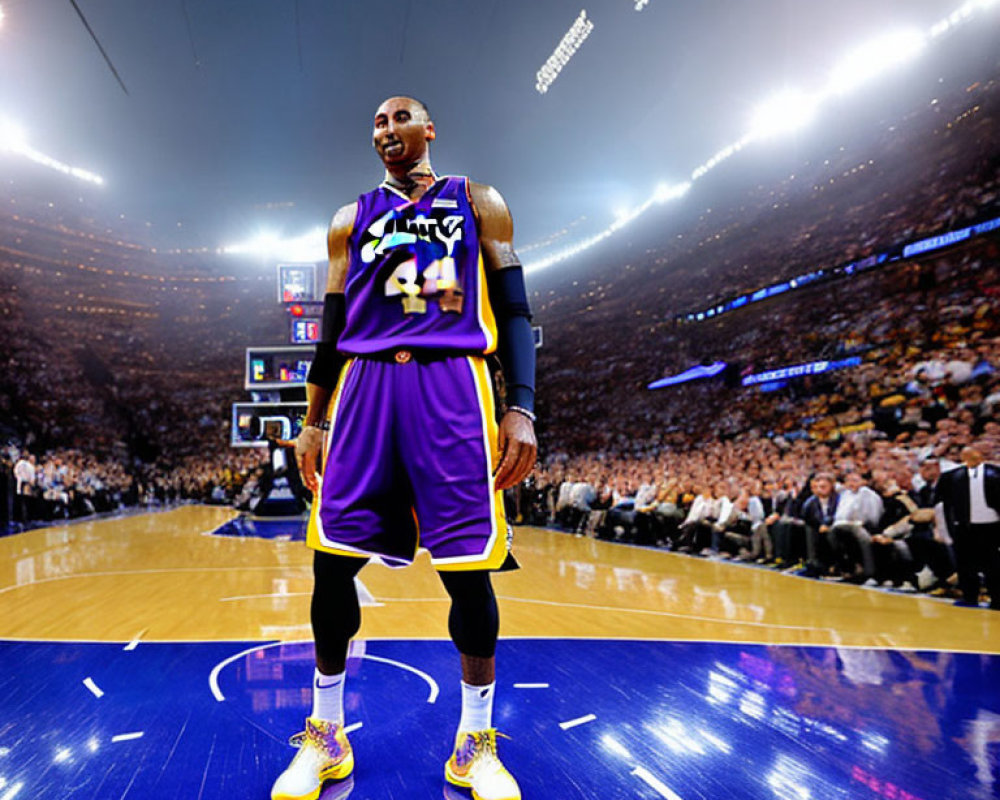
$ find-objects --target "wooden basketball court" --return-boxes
[1,506,998,799]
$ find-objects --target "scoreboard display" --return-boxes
[245,346,313,390]
[278,264,317,303]
[231,402,307,447]
[290,317,321,344]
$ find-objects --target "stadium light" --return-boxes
[655,181,691,202]
[0,116,104,185]
[536,10,595,94]
[827,29,926,95]
[747,89,821,141]
[520,0,999,272]
[222,226,326,262]
[0,5,5,29]
[0,119,27,152]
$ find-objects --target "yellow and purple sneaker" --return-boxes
[271,717,354,800]
[444,729,520,800]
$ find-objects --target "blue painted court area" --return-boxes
[211,515,307,541]
[1,639,998,799]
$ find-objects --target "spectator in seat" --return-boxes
[907,458,956,592]
[718,486,765,559]
[799,473,840,578]
[677,483,715,553]
[771,477,809,568]
[830,471,884,583]
[871,469,920,591]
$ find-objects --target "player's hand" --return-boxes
[494,410,537,491]
[295,426,325,494]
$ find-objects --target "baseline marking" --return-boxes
[83,677,104,698]
[344,722,363,734]
[513,683,549,689]
[111,732,144,743]
[123,629,146,651]
[559,714,596,730]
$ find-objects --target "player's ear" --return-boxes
[426,122,436,141]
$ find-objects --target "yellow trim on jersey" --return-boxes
[433,357,510,571]
[306,359,368,558]
[476,252,498,355]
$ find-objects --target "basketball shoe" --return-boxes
[445,729,520,800]
[271,717,354,800]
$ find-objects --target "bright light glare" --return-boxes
[828,29,926,94]
[0,5,5,28]
[748,89,821,141]
[0,116,104,185]
[222,226,325,262]
[655,181,691,202]
[0,119,27,152]
[600,734,632,760]
[521,1,997,272]
[0,781,24,800]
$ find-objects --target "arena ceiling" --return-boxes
[0,0,988,255]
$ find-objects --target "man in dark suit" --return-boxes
[935,446,1000,608]
[799,473,839,578]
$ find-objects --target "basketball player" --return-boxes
[271,97,536,800]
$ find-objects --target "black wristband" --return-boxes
[306,293,347,390]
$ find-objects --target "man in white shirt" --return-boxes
[12,453,36,524]
[935,446,1000,608]
[831,472,884,583]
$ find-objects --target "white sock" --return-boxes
[311,668,345,724]
[457,680,495,734]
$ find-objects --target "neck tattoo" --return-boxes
[384,163,437,198]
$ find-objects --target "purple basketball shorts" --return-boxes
[306,354,510,571]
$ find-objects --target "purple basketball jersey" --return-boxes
[339,177,498,356]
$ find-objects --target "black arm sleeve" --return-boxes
[486,267,536,413]
[306,293,347,390]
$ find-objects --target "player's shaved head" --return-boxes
[377,96,431,122]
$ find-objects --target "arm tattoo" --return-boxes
[494,241,522,269]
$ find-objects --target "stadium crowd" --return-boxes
[0,444,264,529]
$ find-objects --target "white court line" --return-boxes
[222,578,382,607]
[495,595,831,634]
[344,722,363,734]
[220,592,311,602]
[123,629,147,651]
[83,677,104,698]
[632,766,685,800]
[208,640,439,704]
[361,654,439,703]
[111,732,144,743]
[513,683,549,689]
[559,714,596,730]
[0,565,311,597]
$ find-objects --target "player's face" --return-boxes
[372,98,434,167]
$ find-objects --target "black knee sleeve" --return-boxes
[438,570,499,659]
[311,551,367,667]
